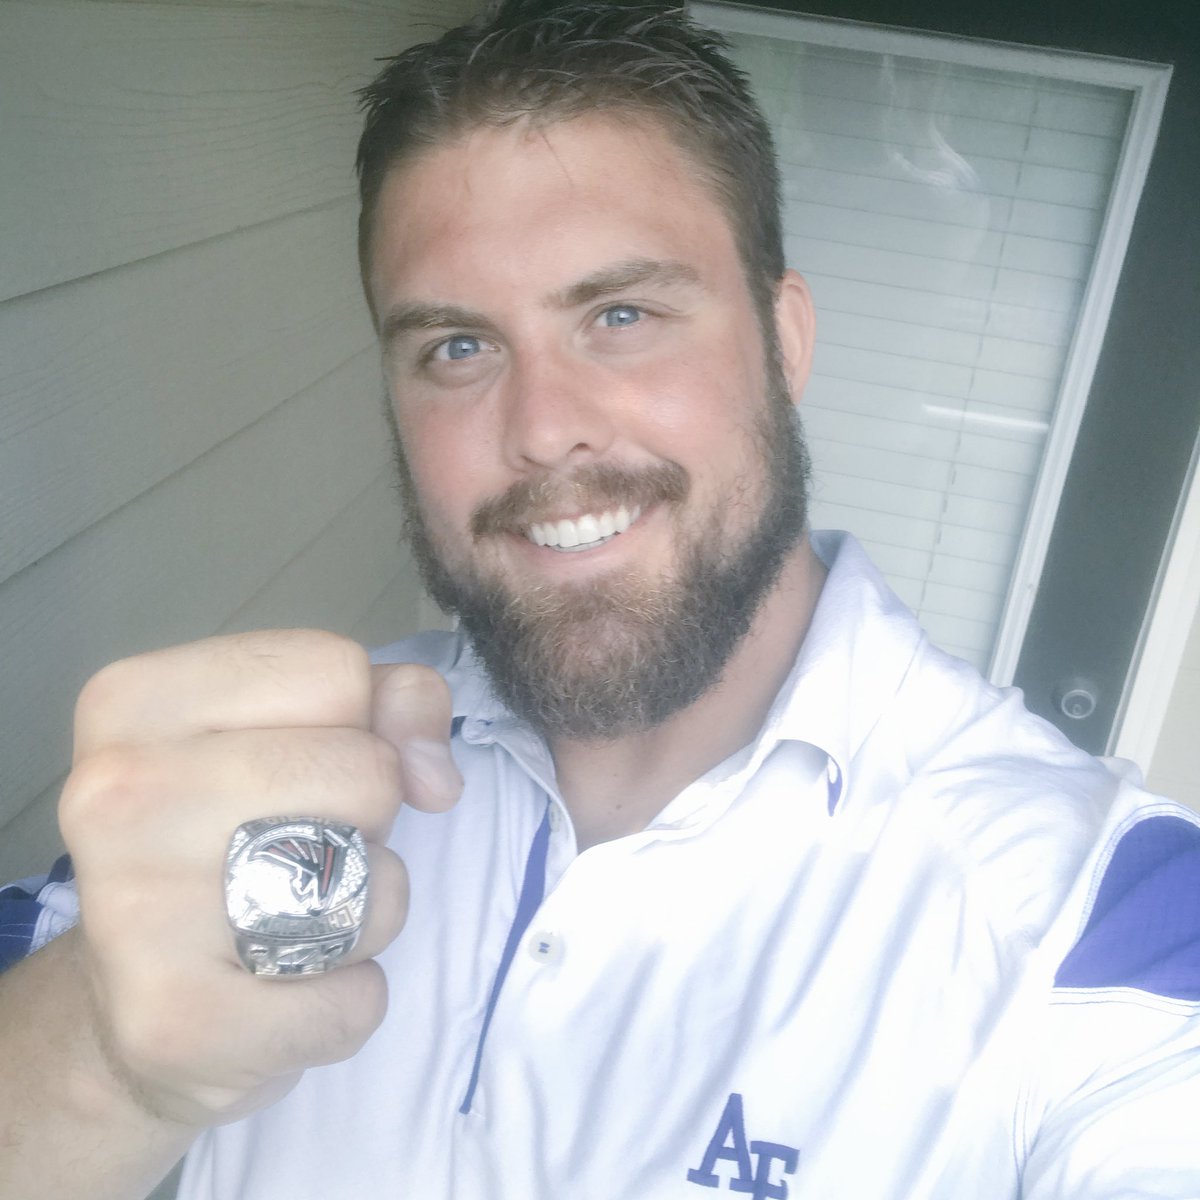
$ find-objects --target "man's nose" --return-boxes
[499,349,617,471]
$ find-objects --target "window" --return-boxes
[694,3,1170,677]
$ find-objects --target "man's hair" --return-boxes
[355,0,784,324]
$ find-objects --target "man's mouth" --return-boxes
[524,505,643,553]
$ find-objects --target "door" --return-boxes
[694,0,1200,757]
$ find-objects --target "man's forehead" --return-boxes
[371,110,719,242]
[365,112,737,322]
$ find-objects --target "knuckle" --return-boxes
[323,632,372,686]
[59,744,157,846]
[73,655,144,741]
[390,661,452,705]
[374,662,455,744]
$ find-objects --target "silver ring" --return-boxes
[224,817,369,977]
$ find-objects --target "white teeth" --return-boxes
[526,505,642,551]
[575,514,601,543]
[556,519,580,548]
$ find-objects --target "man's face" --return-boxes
[367,114,813,739]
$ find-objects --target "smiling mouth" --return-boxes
[525,505,643,553]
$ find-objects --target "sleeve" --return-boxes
[0,854,79,973]
[1019,997,1200,1197]
[1019,810,1200,1197]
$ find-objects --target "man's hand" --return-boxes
[57,629,461,1128]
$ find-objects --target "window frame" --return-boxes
[692,0,1172,684]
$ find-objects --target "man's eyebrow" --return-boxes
[379,302,493,348]
[378,259,703,345]
[551,259,704,309]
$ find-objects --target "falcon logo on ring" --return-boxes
[252,832,340,908]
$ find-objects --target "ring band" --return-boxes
[224,817,369,977]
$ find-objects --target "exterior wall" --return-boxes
[0,0,473,882]
[1147,587,1200,813]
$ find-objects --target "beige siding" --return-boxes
[0,0,472,882]
[1146,587,1200,813]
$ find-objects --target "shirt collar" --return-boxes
[752,530,926,813]
[439,530,926,815]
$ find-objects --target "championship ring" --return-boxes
[224,817,369,977]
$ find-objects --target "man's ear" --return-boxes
[773,268,816,403]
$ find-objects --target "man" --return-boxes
[2,2,1198,1197]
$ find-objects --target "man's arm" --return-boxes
[1021,806,1200,1196]
[0,630,461,1200]
[1020,996,1200,1197]
[0,931,195,1200]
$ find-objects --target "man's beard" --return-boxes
[390,352,810,742]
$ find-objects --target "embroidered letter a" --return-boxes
[687,1092,799,1200]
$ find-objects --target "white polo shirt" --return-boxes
[178,531,1200,1199]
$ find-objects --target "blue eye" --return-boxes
[602,305,641,328]
[439,335,482,361]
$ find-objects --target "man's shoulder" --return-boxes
[863,629,1169,954]
[1052,787,1200,1003]
[898,675,1200,1003]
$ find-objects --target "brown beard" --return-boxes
[388,350,809,741]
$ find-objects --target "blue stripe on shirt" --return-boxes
[459,803,552,1115]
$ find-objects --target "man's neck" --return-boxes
[549,539,827,850]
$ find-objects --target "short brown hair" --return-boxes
[355,0,784,324]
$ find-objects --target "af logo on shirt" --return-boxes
[687,1093,800,1198]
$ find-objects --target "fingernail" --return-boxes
[399,737,462,807]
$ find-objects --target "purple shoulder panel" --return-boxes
[1055,815,1200,1001]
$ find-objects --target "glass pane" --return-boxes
[722,29,1135,672]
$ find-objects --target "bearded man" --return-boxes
[2,3,1199,1199]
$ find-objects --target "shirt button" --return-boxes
[527,930,564,965]
[547,804,563,833]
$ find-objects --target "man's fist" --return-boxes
[57,629,460,1127]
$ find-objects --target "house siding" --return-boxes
[0,0,471,882]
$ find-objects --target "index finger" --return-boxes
[74,629,373,758]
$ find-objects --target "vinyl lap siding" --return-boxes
[0,0,470,881]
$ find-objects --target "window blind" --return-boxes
[694,7,1163,676]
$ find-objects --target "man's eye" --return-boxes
[600,305,642,328]
[434,335,483,361]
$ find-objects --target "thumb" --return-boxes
[371,663,462,813]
